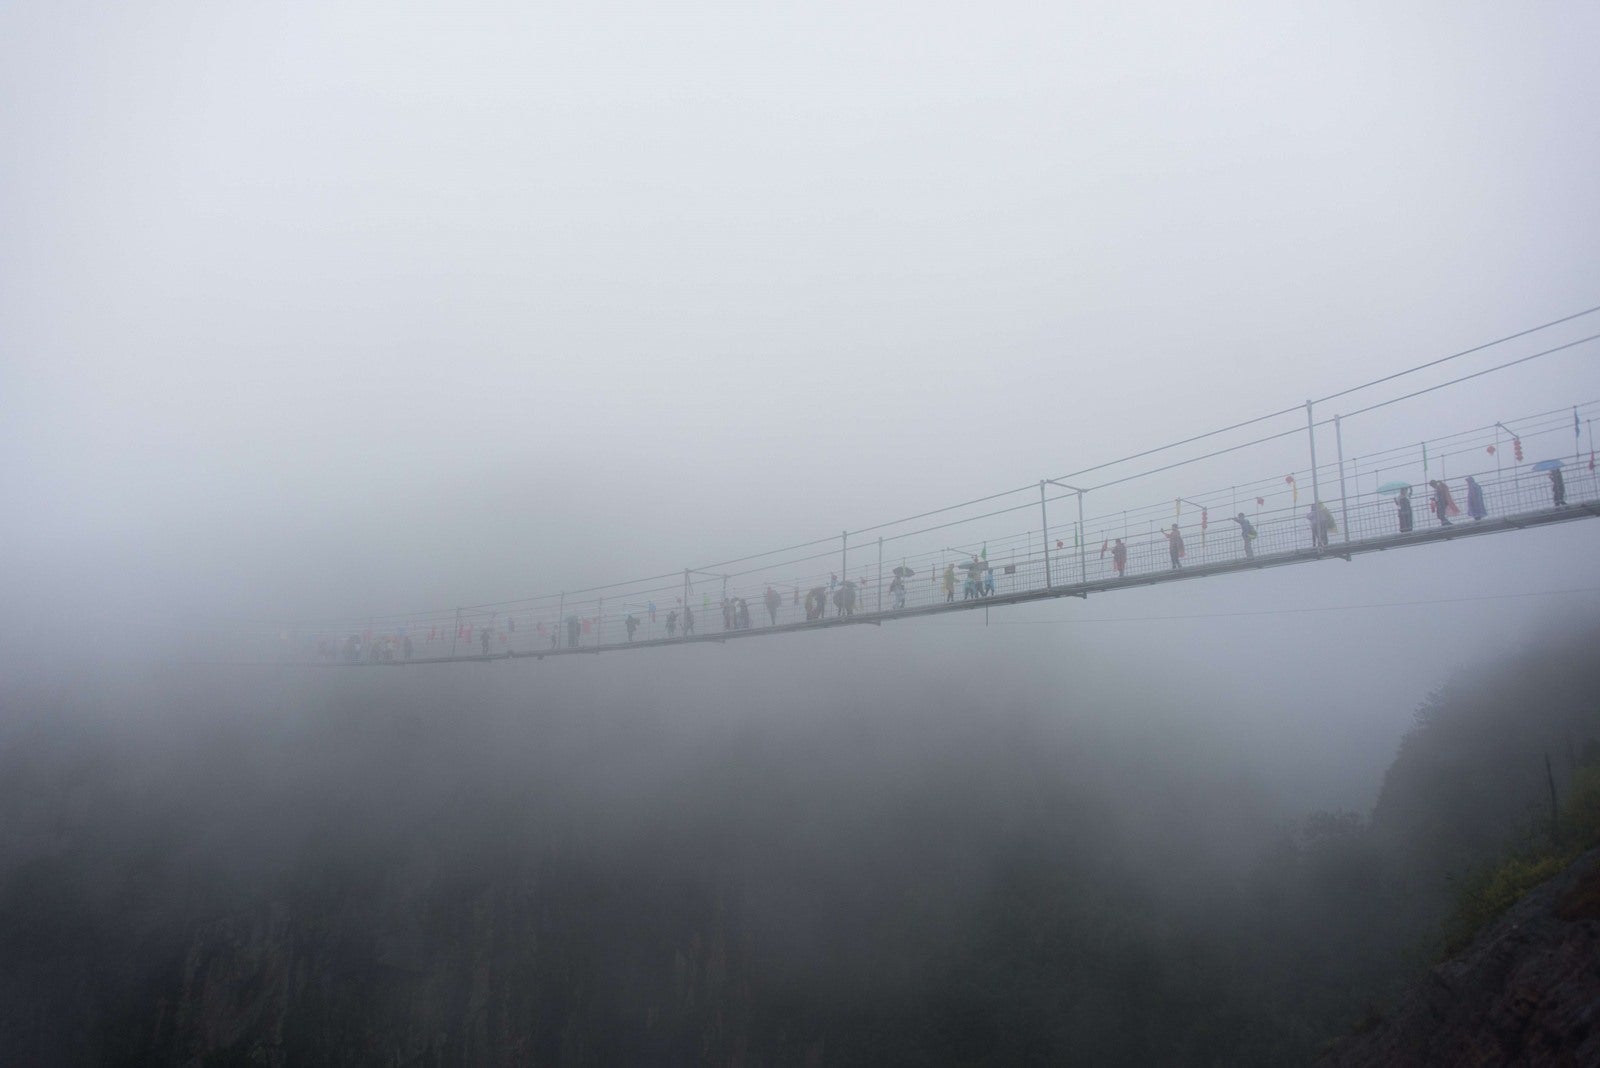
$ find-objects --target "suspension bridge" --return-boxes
[252,311,1600,665]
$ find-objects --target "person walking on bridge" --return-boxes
[1162,525,1184,570]
[1465,475,1488,521]
[625,614,639,641]
[1549,467,1567,507]
[1111,538,1128,577]
[665,610,678,637]
[1429,480,1458,527]
[1395,486,1414,533]
[942,564,956,603]
[1232,513,1257,559]
[764,586,781,626]
[1306,502,1333,549]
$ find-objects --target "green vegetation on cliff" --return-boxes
[1442,759,1600,955]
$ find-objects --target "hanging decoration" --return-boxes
[1513,437,1524,462]
[1285,474,1297,505]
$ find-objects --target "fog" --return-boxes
[3,2,1600,1063]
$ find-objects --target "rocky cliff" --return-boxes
[1318,847,1600,1067]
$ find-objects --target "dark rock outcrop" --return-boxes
[1319,848,1600,1067]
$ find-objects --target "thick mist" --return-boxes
[5,613,1599,1063]
[4,2,1600,1064]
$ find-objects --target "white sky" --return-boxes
[3,2,1599,775]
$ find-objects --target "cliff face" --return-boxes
[1318,847,1600,1068]
[138,857,779,1068]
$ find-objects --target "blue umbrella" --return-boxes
[1532,459,1564,472]
[1376,481,1411,495]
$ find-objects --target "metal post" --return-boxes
[877,536,883,613]
[1039,481,1052,588]
[721,576,728,631]
[597,596,603,647]
[1335,414,1350,544]
[682,570,689,621]
[451,608,461,659]
[1077,491,1087,585]
[1305,400,1321,504]
[841,531,848,583]
[557,593,564,648]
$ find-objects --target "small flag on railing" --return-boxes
[1286,474,1297,505]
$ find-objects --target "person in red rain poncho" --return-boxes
[1428,480,1459,528]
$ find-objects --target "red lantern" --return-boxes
[1513,437,1523,462]
[1486,444,1496,455]
[1255,497,1265,506]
